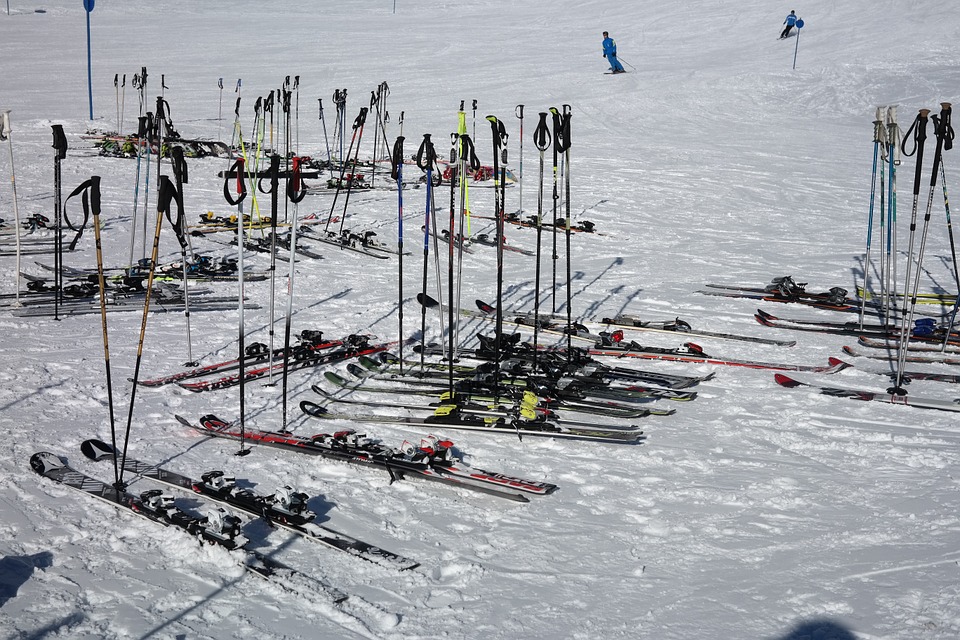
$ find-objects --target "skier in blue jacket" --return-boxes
[602,32,625,74]
[780,11,798,39]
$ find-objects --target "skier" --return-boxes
[780,10,799,39]
[602,31,625,74]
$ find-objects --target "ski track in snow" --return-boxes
[2,1,960,638]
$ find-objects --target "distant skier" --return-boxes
[780,10,799,39]
[602,31,625,74]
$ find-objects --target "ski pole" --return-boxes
[515,104,524,215]
[86,175,120,487]
[391,134,406,372]
[533,112,552,372]
[859,108,886,329]
[1,112,23,308]
[889,108,931,394]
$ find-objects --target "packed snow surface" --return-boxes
[2,1,960,638]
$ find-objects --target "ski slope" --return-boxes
[2,1,960,638]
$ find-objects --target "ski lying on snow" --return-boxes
[841,345,960,365]
[30,451,348,602]
[773,374,960,412]
[177,338,391,392]
[138,336,344,387]
[80,439,418,570]
[177,414,559,501]
[601,313,796,347]
[856,335,960,354]
[579,342,851,373]
[754,309,958,342]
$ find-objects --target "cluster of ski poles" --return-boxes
[395,103,575,402]
[860,102,955,394]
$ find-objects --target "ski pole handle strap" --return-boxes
[223,158,247,206]
[534,112,551,151]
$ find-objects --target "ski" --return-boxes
[30,451,348,602]
[299,400,646,442]
[177,337,390,392]
[841,345,960,365]
[773,373,960,412]
[320,372,675,419]
[856,335,960,353]
[138,334,343,387]
[80,439,417,570]
[362,352,707,391]
[581,342,852,373]
[339,359,694,403]
[840,364,960,385]
[298,227,393,260]
[698,288,856,312]
[601,313,796,347]
[307,385,661,425]
[755,309,958,342]
[177,414,561,500]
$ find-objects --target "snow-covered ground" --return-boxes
[2,1,960,638]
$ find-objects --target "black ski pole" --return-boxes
[550,107,562,313]
[51,125,67,320]
[415,134,440,373]
[515,104,524,215]
[895,104,952,387]
[391,134,406,373]
[889,108,930,394]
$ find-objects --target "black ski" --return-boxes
[80,439,417,570]
[30,451,348,602]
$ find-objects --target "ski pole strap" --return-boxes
[171,145,188,186]
[287,156,307,203]
[938,102,954,151]
[416,133,436,170]
[390,136,405,181]
[160,173,187,249]
[459,134,481,172]
[51,124,68,160]
[901,109,930,157]
[534,112,551,151]
[63,177,99,250]
[353,107,368,130]
[550,107,571,153]
[257,154,279,195]
[223,158,247,205]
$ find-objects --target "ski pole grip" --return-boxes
[534,112,551,151]
[51,124,68,160]
[516,104,524,119]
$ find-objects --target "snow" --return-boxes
[2,0,960,638]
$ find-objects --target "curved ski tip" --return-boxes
[841,346,858,356]
[174,414,193,428]
[30,451,65,476]
[827,357,853,371]
[300,400,329,417]
[773,373,802,388]
[80,438,116,461]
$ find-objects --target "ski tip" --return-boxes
[773,373,802,388]
[475,299,495,314]
[299,400,329,417]
[80,438,116,461]
[841,346,858,356]
[417,292,439,308]
[174,414,193,428]
[827,357,852,371]
[30,451,65,476]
